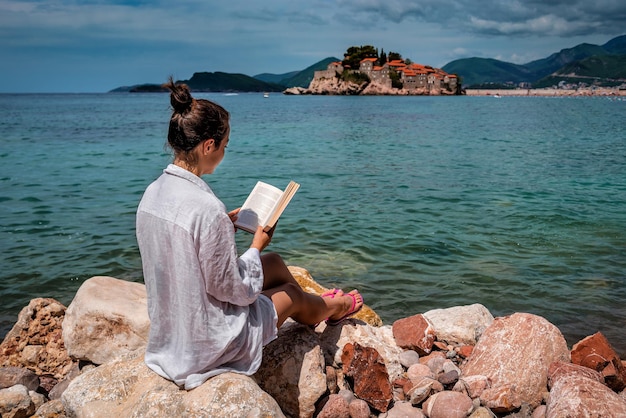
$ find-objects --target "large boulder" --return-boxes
[320,323,404,381]
[62,276,150,365]
[423,303,494,346]
[254,321,326,418]
[460,313,570,412]
[341,342,393,413]
[62,354,285,417]
[570,331,626,392]
[546,373,626,417]
[392,314,436,355]
[0,298,74,380]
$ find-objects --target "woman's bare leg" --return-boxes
[260,253,300,290]
[260,253,363,328]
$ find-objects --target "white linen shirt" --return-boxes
[136,164,277,390]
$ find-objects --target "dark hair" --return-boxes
[163,76,230,157]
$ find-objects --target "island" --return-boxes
[285,45,460,96]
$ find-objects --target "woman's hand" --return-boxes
[251,225,275,252]
[228,208,241,232]
[228,208,240,224]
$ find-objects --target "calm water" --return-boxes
[1,93,625,355]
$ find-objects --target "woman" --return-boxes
[136,78,363,390]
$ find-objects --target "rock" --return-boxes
[305,77,365,95]
[438,370,459,386]
[254,321,326,418]
[425,356,446,376]
[419,351,446,366]
[0,367,40,391]
[47,362,81,400]
[546,373,626,417]
[384,401,425,417]
[478,385,522,414]
[406,376,435,405]
[452,375,491,399]
[283,87,306,95]
[34,398,65,417]
[408,363,435,381]
[61,354,285,417]
[0,298,74,380]
[62,276,149,365]
[342,342,393,413]
[422,390,474,418]
[457,345,474,359]
[531,405,546,418]
[0,384,36,418]
[337,388,356,405]
[348,399,371,418]
[399,350,421,368]
[469,406,496,418]
[30,390,46,411]
[326,365,337,393]
[570,331,626,391]
[320,322,404,380]
[288,266,382,326]
[423,304,494,346]
[460,313,569,412]
[547,360,604,389]
[392,314,436,355]
[317,394,349,418]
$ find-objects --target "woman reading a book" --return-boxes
[136,78,363,390]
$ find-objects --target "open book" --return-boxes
[234,180,300,234]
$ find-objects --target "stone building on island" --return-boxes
[312,57,458,95]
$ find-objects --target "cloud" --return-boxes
[336,0,626,37]
[0,0,624,91]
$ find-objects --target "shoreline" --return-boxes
[465,88,626,97]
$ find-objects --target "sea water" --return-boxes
[1,93,625,355]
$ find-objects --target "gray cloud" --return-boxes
[0,0,623,91]
[336,0,626,37]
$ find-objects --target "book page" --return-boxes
[265,180,300,230]
[234,181,284,233]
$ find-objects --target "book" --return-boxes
[234,180,300,234]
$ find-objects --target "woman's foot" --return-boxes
[326,290,364,326]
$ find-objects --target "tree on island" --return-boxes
[342,45,378,68]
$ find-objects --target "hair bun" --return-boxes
[164,77,193,114]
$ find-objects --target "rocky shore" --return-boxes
[284,78,455,96]
[284,79,626,97]
[466,88,626,97]
[1,266,626,417]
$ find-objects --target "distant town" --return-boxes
[312,58,458,94]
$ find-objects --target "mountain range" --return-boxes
[110,35,626,92]
[443,34,626,87]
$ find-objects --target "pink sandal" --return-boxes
[326,291,363,326]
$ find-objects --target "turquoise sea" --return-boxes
[1,93,625,355]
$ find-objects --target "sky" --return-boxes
[1,0,625,93]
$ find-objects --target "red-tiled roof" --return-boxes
[388,60,404,65]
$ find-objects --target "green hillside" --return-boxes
[110,72,284,93]
[442,58,534,86]
[524,43,607,77]
[603,34,626,54]
[534,55,626,88]
[254,71,299,85]
[180,72,284,92]
[556,54,626,79]
[253,57,339,88]
[442,34,626,88]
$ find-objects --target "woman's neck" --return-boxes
[173,158,201,177]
